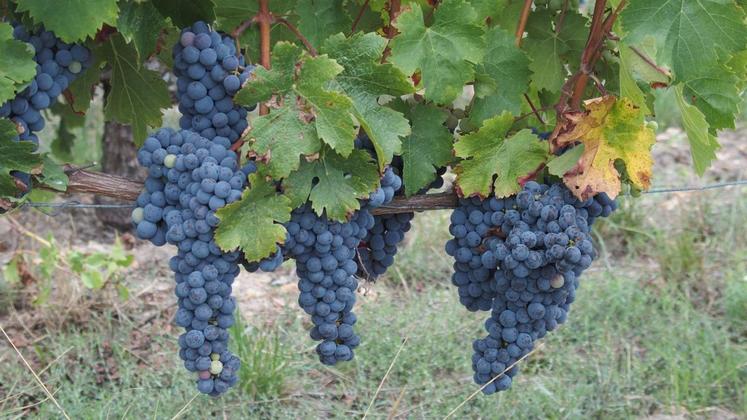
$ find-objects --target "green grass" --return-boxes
[1,195,745,419]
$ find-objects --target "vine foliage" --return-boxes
[1,0,746,263]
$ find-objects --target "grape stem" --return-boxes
[629,45,671,79]
[515,0,533,47]
[350,0,371,34]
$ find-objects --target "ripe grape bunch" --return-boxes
[281,167,403,364]
[0,23,91,198]
[130,21,257,396]
[446,181,617,394]
[353,133,445,280]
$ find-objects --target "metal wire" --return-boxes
[14,179,747,213]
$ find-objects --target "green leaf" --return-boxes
[117,0,167,62]
[524,10,587,93]
[215,174,292,262]
[0,119,42,197]
[213,0,258,30]
[621,0,747,83]
[618,44,650,115]
[400,103,453,196]
[680,64,742,130]
[0,22,37,105]
[454,113,548,197]
[80,270,104,289]
[390,0,485,104]
[468,26,532,127]
[547,144,585,177]
[322,32,414,169]
[2,257,20,284]
[15,0,119,42]
[152,0,216,28]
[297,0,352,48]
[283,148,379,220]
[236,42,358,156]
[100,35,171,146]
[235,42,302,104]
[67,48,104,113]
[37,156,69,192]
[673,84,720,176]
[246,99,321,178]
[468,0,509,23]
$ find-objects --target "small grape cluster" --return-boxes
[173,21,254,143]
[353,133,447,281]
[132,128,246,395]
[0,23,91,193]
[281,168,402,364]
[446,181,617,393]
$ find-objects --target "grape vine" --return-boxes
[1,0,746,401]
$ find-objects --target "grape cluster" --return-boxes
[353,133,448,281]
[132,128,245,395]
[281,168,402,364]
[0,23,91,192]
[356,168,414,279]
[173,21,254,143]
[446,182,617,393]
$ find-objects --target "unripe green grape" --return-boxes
[69,61,82,74]
[210,353,220,361]
[131,207,144,224]
[646,120,659,132]
[549,0,563,10]
[210,360,223,375]
[164,154,177,169]
[550,275,564,289]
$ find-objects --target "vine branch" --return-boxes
[46,167,461,215]
[257,0,271,116]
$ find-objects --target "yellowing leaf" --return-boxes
[555,96,655,200]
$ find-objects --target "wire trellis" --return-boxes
[14,179,747,215]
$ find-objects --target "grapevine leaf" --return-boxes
[37,156,69,192]
[246,98,321,178]
[236,42,358,156]
[67,46,104,113]
[295,54,357,155]
[454,112,548,198]
[621,0,747,82]
[618,43,650,115]
[555,96,655,200]
[680,64,742,130]
[297,0,352,48]
[235,42,302,104]
[117,0,167,62]
[469,0,509,23]
[213,0,258,30]
[152,0,216,28]
[524,10,587,93]
[0,22,37,105]
[468,26,531,127]
[215,174,292,262]
[283,148,379,220]
[390,0,485,104]
[100,35,171,146]
[547,144,585,177]
[15,0,119,42]
[400,103,453,196]
[322,32,414,169]
[672,84,720,175]
[0,119,42,197]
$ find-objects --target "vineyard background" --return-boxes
[0,102,745,418]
